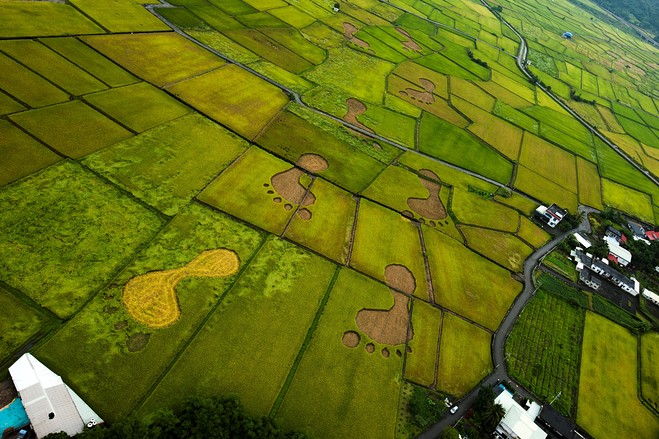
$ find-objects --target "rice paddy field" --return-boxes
[0,0,658,437]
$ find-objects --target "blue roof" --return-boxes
[0,398,30,434]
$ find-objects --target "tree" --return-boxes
[440,426,461,439]
[590,240,608,259]
[481,402,506,433]
[473,385,495,413]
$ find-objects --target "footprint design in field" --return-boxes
[343,22,373,52]
[396,28,422,52]
[123,249,239,328]
[264,153,328,220]
[342,264,415,358]
[399,78,435,104]
[404,169,448,227]
[344,98,374,133]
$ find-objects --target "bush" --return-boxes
[409,386,446,429]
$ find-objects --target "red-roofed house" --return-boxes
[646,231,658,241]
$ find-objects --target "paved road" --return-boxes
[420,206,596,438]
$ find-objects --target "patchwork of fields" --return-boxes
[0,0,658,438]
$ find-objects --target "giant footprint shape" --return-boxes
[123,249,239,328]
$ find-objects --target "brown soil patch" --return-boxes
[114,320,128,330]
[396,349,402,357]
[0,379,17,408]
[123,249,239,328]
[126,332,150,352]
[344,98,373,133]
[284,203,292,211]
[342,330,361,348]
[381,347,390,358]
[271,167,308,205]
[396,27,422,52]
[355,264,415,346]
[407,169,447,220]
[343,22,370,49]
[297,153,328,173]
[297,208,312,220]
[365,343,375,353]
[372,141,382,150]
[399,78,435,104]
[273,197,282,203]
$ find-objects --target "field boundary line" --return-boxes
[131,234,270,414]
[0,280,60,321]
[400,297,415,386]
[345,196,361,267]
[417,225,435,304]
[432,309,444,389]
[269,265,342,418]
[280,176,316,238]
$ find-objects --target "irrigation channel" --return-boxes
[145,1,646,436]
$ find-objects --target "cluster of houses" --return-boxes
[493,386,547,439]
[569,221,659,307]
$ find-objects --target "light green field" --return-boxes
[478,79,533,108]
[303,47,394,104]
[83,32,226,87]
[424,226,522,331]
[405,300,441,387]
[436,313,492,397]
[461,226,534,272]
[515,166,578,213]
[40,37,139,88]
[538,125,596,160]
[578,313,659,439]
[269,6,316,28]
[491,70,535,102]
[0,52,69,108]
[198,147,300,235]
[10,100,133,159]
[0,285,53,366]
[0,161,164,319]
[35,203,264,420]
[451,187,519,232]
[576,156,603,209]
[0,40,107,96]
[453,97,523,160]
[517,217,550,249]
[640,332,659,413]
[84,82,192,133]
[594,138,658,198]
[255,111,386,193]
[391,60,449,99]
[494,192,539,216]
[284,178,356,264]
[276,268,403,439]
[358,104,417,148]
[351,199,429,301]
[70,0,170,32]
[601,179,655,223]
[223,29,313,73]
[519,132,577,192]
[83,113,247,216]
[0,120,61,187]
[418,112,513,184]
[139,237,336,417]
[0,2,103,38]
[492,100,539,133]
[522,105,592,142]
[618,116,659,149]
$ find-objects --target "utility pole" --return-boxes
[550,391,562,405]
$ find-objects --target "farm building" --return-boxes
[604,226,626,244]
[643,289,659,306]
[603,236,632,267]
[579,269,601,290]
[534,204,567,228]
[494,389,547,439]
[573,232,591,248]
[570,248,638,295]
[9,354,103,439]
[645,230,658,241]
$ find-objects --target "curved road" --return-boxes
[420,206,596,438]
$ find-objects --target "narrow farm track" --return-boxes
[419,206,596,438]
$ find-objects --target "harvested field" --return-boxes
[407,170,448,221]
[166,64,288,140]
[601,178,654,223]
[343,22,372,51]
[123,249,240,328]
[424,226,522,331]
[276,268,403,439]
[83,33,225,87]
[405,300,441,387]
[35,203,264,420]
[451,187,519,232]
[138,237,335,418]
[83,113,248,216]
[344,98,374,133]
[519,132,578,192]
[255,110,386,193]
[10,100,133,159]
[578,313,659,439]
[0,52,69,108]
[436,313,492,397]
[461,226,533,272]
[418,112,513,185]
[576,157,603,209]
[350,199,429,300]
[83,82,192,133]
[0,161,164,319]
[0,120,61,187]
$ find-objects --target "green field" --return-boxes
[0,161,165,319]
[461,226,534,272]
[640,332,659,413]
[405,300,441,387]
[451,187,519,232]
[578,313,659,439]
[515,166,578,213]
[83,113,248,216]
[0,2,103,38]
[35,203,265,420]
[517,217,550,249]
[0,52,69,108]
[576,156,603,210]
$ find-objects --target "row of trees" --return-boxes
[44,397,307,439]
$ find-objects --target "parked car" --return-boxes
[450,405,459,414]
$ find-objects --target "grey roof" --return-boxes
[628,222,645,236]
[605,226,622,238]
[591,260,633,288]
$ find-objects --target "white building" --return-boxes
[603,236,632,267]
[494,390,547,439]
[643,289,659,306]
[535,204,567,228]
[9,353,103,439]
[573,232,591,248]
